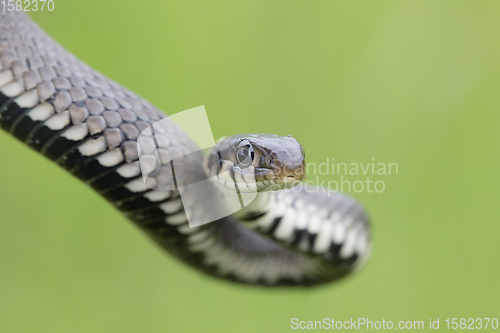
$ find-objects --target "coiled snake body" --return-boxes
[0,12,371,286]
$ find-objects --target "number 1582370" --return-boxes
[2,0,55,12]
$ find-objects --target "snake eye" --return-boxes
[236,145,254,168]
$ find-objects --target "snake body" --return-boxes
[0,11,371,286]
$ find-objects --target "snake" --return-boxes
[0,11,372,286]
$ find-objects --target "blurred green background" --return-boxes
[1,1,499,332]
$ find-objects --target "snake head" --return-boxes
[204,134,306,192]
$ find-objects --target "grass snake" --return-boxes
[0,11,372,287]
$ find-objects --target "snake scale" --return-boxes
[0,11,371,286]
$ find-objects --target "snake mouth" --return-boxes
[251,164,305,188]
[276,175,301,189]
[284,175,301,183]
[273,162,306,182]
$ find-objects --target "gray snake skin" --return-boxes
[0,11,371,286]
